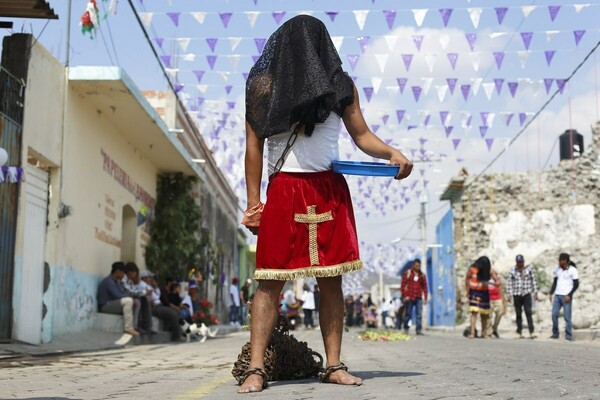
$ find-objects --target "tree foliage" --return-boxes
[145,173,202,279]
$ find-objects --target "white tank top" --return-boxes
[267,114,341,176]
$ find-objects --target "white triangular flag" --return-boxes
[470,52,481,71]
[435,85,448,102]
[375,54,389,73]
[467,8,482,29]
[177,38,191,52]
[191,12,206,24]
[517,51,530,69]
[424,54,436,73]
[421,77,433,96]
[521,6,536,18]
[182,54,195,62]
[298,10,314,16]
[384,35,399,52]
[546,30,560,42]
[245,11,260,28]
[353,10,369,31]
[487,113,496,128]
[518,78,531,92]
[489,32,508,39]
[197,84,208,94]
[138,12,154,28]
[229,37,242,52]
[412,9,428,27]
[438,34,450,50]
[219,72,230,83]
[165,68,179,78]
[386,86,400,97]
[228,55,241,71]
[417,110,429,126]
[470,78,482,96]
[574,4,590,13]
[482,83,495,100]
[331,36,344,52]
[372,77,382,94]
[531,79,542,96]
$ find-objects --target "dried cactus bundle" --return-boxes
[232,315,324,383]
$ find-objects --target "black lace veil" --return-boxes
[245,15,355,139]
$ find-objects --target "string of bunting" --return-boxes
[0,166,25,184]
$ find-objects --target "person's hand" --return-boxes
[507,297,512,304]
[565,295,571,303]
[534,293,539,302]
[146,289,153,296]
[389,150,413,180]
[423,299,427,306]
[549,294,553,303]
[403,297,410,302]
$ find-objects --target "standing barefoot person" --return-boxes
[465,256,492,339]
[239,15,413,393]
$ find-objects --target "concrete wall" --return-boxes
[448,121,600,330]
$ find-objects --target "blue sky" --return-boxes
[4,0,600,287]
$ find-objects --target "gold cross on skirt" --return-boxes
[294,205,333,266]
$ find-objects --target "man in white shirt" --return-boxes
[229,277,241,326]
[549,253,579,341]
[301,284,316,329]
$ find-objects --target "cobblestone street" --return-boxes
[2,328,599,400]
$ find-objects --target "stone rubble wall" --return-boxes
[450,121,600,331]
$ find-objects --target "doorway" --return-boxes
[121,205,137,264]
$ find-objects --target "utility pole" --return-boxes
[419,189,428,264]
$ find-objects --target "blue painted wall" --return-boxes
[428,209,456,326]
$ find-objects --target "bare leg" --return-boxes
[237,279,285,394]
[317,276,363,386]
[481,315,490,338]
[469,312,477,338]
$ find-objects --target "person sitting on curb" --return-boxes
[97,262,140,336]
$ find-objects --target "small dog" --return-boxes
[181,321,219,343]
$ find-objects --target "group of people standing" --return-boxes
[466,253,580,341]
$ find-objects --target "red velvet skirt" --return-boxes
[254,171,363,280]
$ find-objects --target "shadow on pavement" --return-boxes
[357,370,425,379]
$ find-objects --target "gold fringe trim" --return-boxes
[253,260,363,281]
[469,306,491,315]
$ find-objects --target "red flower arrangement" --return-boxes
[194,298,219,326]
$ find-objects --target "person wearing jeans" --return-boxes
[401,259,428,335]
[550,253,579,341]
[507,255,539,339]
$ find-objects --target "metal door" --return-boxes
[429,209,456,326]
[14,165,48,344]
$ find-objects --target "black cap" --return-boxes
[515,255,524,262]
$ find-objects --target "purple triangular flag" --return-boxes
[452,138,461,150]
[206,55,217,70]
[504,113,514,126]
[495,7,508,24]
[160,55,171,68]
[272,11,286,25]
[556,79,567,94]
[242,72,249,81]
[465,33,477,51]
[167,12,180,27]
[494,78,504,94]
[519,112,528,126]
[252,55,260,64]
[383,10,397,30]
[197,97,205,106]
[254,38,266,54]
[460,84,471,101]
[363,87,374,102]
[325,11,339,22]
[445,126,454,137]
[494,52,505,69]
[206,38,218,53]
[466,115,473,128]
[227,101,236,110]
[225,85,233,95]
[412,35,424,51]
[423,115,431,126]
[397,78,408,93]
[545,50,556,66]
[192,70,205,82]
[219,12,233,28]
[154,37,164,49]
[347,55,360,71]
[396,109,405,124]
[174,83,184,93]
[574,30,586,46]
[520,32,533,50]
[447,53,459,70]
[440,111,449,125]
[548,5,561,21]
[382,114,389,125]
[479,126,488,137]
[439,8,453,27]
[357,36,371,54]
[485,138,494,151]
[544,78,554,94]
[372,124,380,133]
[412,86,422,102]
[508,81,519,97]
[402,54,414,71]
[480,112,489,126]
[447,78,457,95]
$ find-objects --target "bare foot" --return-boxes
[324,369,363,386]
[237,373,265,394]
